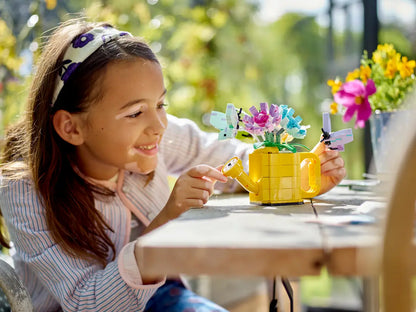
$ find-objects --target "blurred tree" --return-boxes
[0,18,25,135]
[3,0,415,179]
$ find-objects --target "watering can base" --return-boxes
[250,200,305,206]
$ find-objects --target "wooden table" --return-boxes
[136,185,386,310]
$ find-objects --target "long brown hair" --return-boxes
[0,19,159,266]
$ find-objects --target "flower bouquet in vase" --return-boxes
[328,43,416,173]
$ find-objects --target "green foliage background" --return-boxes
[1,0,416,178]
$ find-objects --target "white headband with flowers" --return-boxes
[52,26,132,107]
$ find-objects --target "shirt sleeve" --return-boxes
[0,178,164,312]
[161,114,253,192]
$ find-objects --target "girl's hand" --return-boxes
[311,142,346,195]
[165,165,228,219]
[143,165,227,235]
[318,148,346,194]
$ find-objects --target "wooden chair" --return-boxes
[381,114,416,311]
[0,258,33,312]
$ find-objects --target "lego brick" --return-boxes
[269,177,301,189]
[269,188,301,202]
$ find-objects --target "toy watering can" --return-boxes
[222,147,321,205]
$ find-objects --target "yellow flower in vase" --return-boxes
[328,43,416,126]
[328,43,416,172]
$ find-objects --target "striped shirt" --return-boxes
[0,114,251,312]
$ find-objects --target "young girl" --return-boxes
[0,20,346,311]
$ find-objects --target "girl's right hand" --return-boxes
[164,165,228,219]
[142,165,227,235]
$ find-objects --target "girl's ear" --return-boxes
[53,110,85,146]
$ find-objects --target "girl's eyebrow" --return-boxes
[119,89,167,110]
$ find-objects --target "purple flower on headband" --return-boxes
[60,61,81,82]
[72,33,95,48]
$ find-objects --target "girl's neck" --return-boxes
[73,165,119,182]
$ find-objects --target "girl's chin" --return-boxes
[124,159,157,174]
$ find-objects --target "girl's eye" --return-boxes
[158,103,168,110]
[127,111,142,118]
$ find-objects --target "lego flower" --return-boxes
[212,102,308,152]
[251,107,269,127]
[245,102,281,133]
[279,105,308,139]
[242,115,262,135]
[334,79,376,128]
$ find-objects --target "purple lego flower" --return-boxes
[242,115,262,135]
[61,62,81,82]
[72,33,95,48]
[269,104,281,124]
[246,102,281,132]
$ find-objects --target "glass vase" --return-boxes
[369,110,406,174]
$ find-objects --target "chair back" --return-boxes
[381,111,416,311]
[0,258,33,312]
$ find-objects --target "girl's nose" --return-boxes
[145,110,166,135]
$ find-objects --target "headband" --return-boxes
[52,26,132,107]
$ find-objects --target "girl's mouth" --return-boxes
[134,143,158,156]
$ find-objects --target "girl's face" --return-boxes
[75,59,168,180]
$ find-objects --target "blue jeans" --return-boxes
[0,289,10,312]
[145,279,228,312]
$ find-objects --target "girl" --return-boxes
[0,20,346,311]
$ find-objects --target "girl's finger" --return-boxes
[187,165,227,182]
[319,150,341,164]
[176,177,214,193]
[321,158,345,174]
[183,198,205,208]
[323,167,346,179]
[180,188,211,201]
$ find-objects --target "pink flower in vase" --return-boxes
[334,79,376,128]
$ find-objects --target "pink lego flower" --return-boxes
[334,79,376,128]
[253,111,269,127]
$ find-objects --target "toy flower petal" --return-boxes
[259,102,269,113]
[269,104,279,117]
[249,106,259,116]
[253,112,269,127]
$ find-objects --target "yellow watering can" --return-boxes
[222,147,321,205]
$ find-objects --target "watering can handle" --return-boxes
[299,153,321,198]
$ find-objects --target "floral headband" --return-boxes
[52,26,132,107]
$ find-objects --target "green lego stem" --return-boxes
[253,130,310,153]
[253,141,310,153]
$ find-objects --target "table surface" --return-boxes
[136,185,387,278]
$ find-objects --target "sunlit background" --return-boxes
[1,0,416,178]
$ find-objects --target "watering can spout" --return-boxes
[221,157,259,194]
